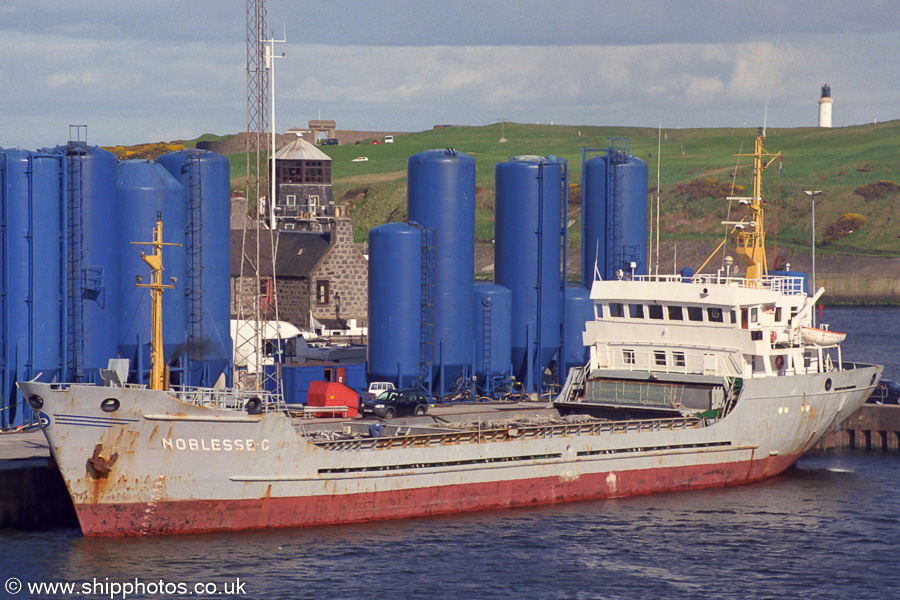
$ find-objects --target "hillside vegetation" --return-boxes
[212,120,900,256]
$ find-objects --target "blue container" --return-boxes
[563,286,593,375]
[158,149,233,387]
[61,144,120,382]
[495,156,566,392]
[473,284,512,382]
[407,149,476,394]
[115,160,187,385]
[367,223,422,388]
[267,362,368,405]
[0,149,66,427]
[582,148,648,285]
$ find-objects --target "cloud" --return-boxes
[1,1,898,147]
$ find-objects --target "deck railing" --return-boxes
[611,273,806,296]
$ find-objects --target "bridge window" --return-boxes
[648,305,664,320]
[707,307,724,323]
[629,304,644,318]
[610,303,624,317]
[654,351,667,366]
[668,306,684,321]
[623,349,635,365]
[687,306,703,321]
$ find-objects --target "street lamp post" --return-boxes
[804,190,822,325]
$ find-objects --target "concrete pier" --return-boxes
[815,405,900,452]
[0,431,77,528]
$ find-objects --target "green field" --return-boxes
[219,120,900,255]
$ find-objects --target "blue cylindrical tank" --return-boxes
[407,149,475,394]
[115,160,187,385]
[59,143,120,383]
[582,151,648,286]
[0,149,66,427]
[563,286,593,375]
[495,156,566,392]
[158,149,233,387]
[473,284,512,382]
[367,223,422,388]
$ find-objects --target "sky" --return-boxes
[1,0,898,149]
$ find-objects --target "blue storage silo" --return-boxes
[495,156,567,393]
[158,149,233,387]
[473,284,512,394]
[563,286,593,376]
[0,149,66,428]
[582,139,648,286]
[367,223,422,388]
[115,160,187,385]
[407,149,476,395]
[61,143,120,383]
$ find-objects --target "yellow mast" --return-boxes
[132,212,181,391]
[730,131,781,280]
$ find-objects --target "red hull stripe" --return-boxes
[76,454,801,537]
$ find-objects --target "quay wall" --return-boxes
[0,459,77,529]
[817,274,900,304]
[815,405,900,451]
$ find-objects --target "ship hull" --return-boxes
[73,453,799,536]
[20,365,878,537]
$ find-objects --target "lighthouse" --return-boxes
[818,84,833,128]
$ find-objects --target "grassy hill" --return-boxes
[217,120,900,256]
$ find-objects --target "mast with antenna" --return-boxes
[236,0,285,392]
[132,213,180,391]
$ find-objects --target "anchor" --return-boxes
[88,443,118,474]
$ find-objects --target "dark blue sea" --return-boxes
[2,307,899,600]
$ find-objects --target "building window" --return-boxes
[260,277,273,312]
[316,280,330,305]
[286,194,296,206]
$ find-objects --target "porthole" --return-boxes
[824,378,832,392]
[27,395,44,410]
[100,398,120,413]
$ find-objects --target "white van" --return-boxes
[384,135,394,144]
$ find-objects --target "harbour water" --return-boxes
[1,307,898,600]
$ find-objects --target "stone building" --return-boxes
[231,212,368,335]
[267,136,334,232]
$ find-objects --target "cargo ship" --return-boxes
[20,134,880,536]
